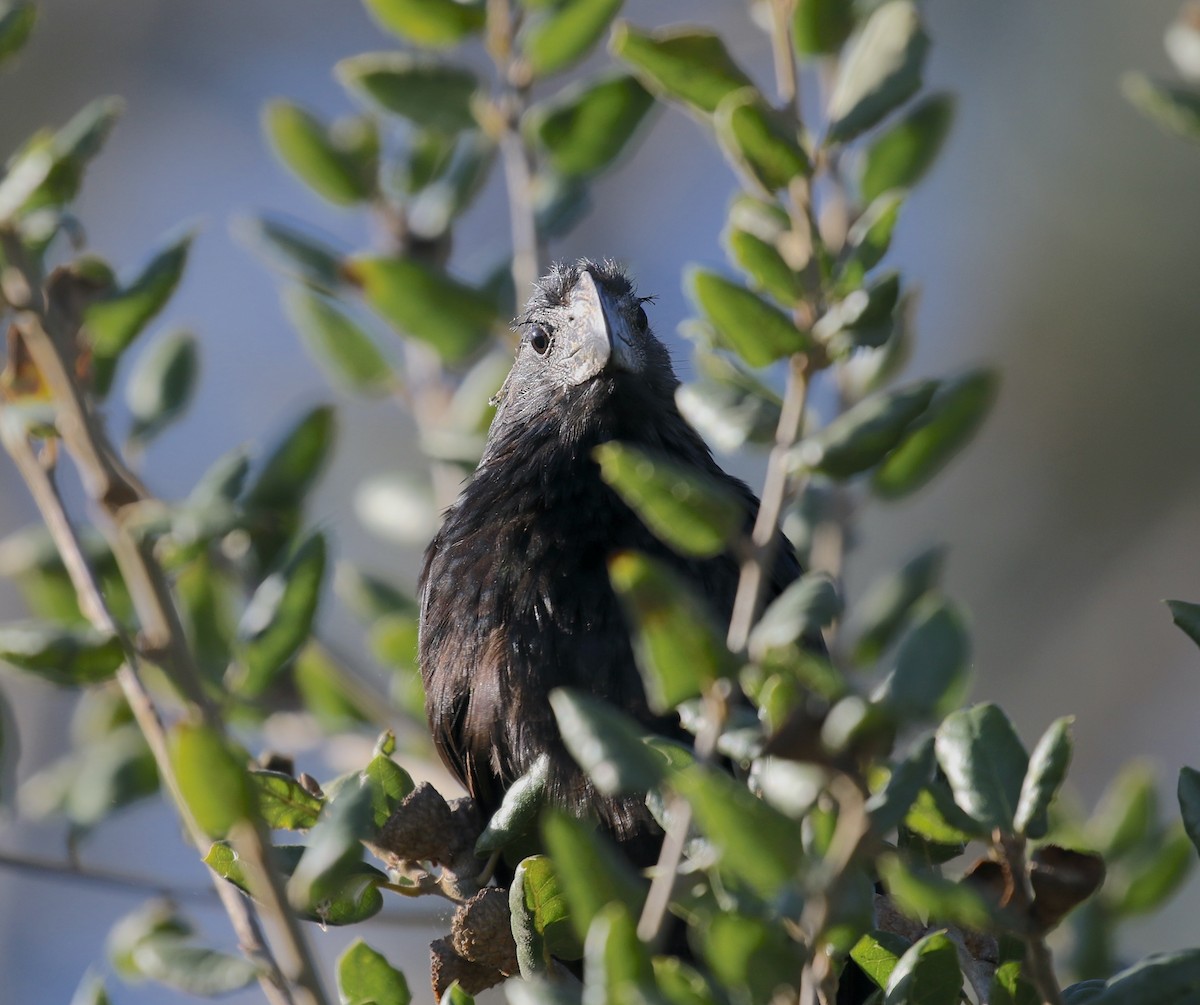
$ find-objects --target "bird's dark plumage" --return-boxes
[418,260,800,866]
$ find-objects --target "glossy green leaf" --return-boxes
[1014,716,1074,838]
[126,330,198,444]
[793,0,854,57]
[349,256,496,363]
[875,599,970,722]
[477,754,549,855]
[861,93,956,201]
[550,688,664,796]
[131,938,259,996]
[244,405,336,512]
[674,762,801,898]
[337,52,478,132]
[688,268,809,366]
[283,287,394,396]
[1179,766,1200,859]
[873,369,999,499]
[990,960,1040,1005]
[338,939,411,1005]
[1168,600,1200,650]
[594,442,743,557]
[362,0,485,47]
[528,72,653,179]
[1088,949,1200,1004]
[234,531,327,695]
[612,22,753,114]
[252,769,324,830]
[362,752,415,830]
[852,546,946,662]
[0,3,34,66]
[935,703,1028,832]
[608,551,733,712]
[702,911,799,1002]
[883,929,962,1005]
[169,721,254,839]
[233,214,344,291]
[1122,73,1200,144]
[850,930,912,991]
[715,88,810,192]
[512,855,582,977]
[541,808,646,937]
[0,621,124,685]
[524,0,623,77]
[263,100,371,205]
[749,572,840,656]
[725,226,801,306]
[827,0,929,144]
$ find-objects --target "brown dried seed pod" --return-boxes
[451,887,519,975]
[430,936,507,1000]
[376,782,456,863]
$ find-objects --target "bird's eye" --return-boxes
[529,327,552,355]
[635,304,649,332]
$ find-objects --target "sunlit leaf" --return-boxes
[264,100,372,205]
[283,287,394,396]
[512,855,582,977]
[935,703,1028,832]
[612,22,753,114]
[715,88,810,192]
[362,752,415,831]
[883,929,962,1005]
[749,572,840,656]
[550,688,664,796]
[362,0,485,47]
[793,0,855,57]
[338,52,478,132]
[252,769,324,831]
[169,720,254,839]
[338,939,411,1005]
[861,93,956,201]
[477,754,550,855]
[688,268,809,366]
[524,0,623,77]
[702,911,799,1002]
[0,621,124,685]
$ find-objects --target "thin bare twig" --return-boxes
[998,833,1064,1005]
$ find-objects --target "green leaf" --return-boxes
[725,226,801,307]
[1122,73,1200,144]
[361,0,485,47]
[130,938,260,996]
[108,900,191,979]
[70,971,112,1005]
[233,214,344,291]
[349,256,496,364]
[169,721,253,839]
[263,100,372,205]
[125,330,199,444]
[608,551,733,713]
[524,0,623,78]
[477,754,550,855]
[234,531,327,696]
[541,808,646,937]
[440,985,475,1005]
[337,53,478,132]
[612,22,753,115]
[990,960,1040,1005]
[85,230,192,365]
[594,442,743,558]
[883,929,962,1005]
[850,930,912,991]
[827,0,929,144]
[797,380,936,480]
[793,0,855,57]
[0,621,124,685]
[583,902,653,1003]
[293,643,370,730]
[873,369,998,499]
[512,856,582,976]
[288,779,376,913]
[1089,949,1200,1004]
[283,287,394,396]
[748,572,840,656]
[550,688,665,796]
[338,939,411,1005]
[528,72,653,179]
[1114,823,1194,915]
[1062,982,1106,1004]
[702,911,799,1002]
[880,857,991,930]
[252,769,324,830]
[852,546,946,662]
[1014,716,1074,838]
[903,783,976,846]
[1089,761,1157,860]
[674,762,802,898]
[688,268,809,366]
[867,736,934,834]
[59,724,158,829]
[861,93,956,202]
[715,88,810,192]
[875,599,970,722]
[362,752,415,831]
[1168,600,1200,651]
[935,703,1028,832]
[843,190,905,278]
[244,405,336,512]
[0,4,35,67]
[1180,766,1200,859]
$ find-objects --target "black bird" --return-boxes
[418,260,800,868]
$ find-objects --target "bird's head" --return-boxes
[488,260,678,433]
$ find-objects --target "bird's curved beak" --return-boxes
[562,269,641,385]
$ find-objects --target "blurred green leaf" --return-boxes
[852,546,946,662]
[0,4,35,67]
[338,939,410,1005]
[0,620,123,685]
[293,643,370,730]
[903,784,976,846]
[875,599,970,722]
[244,405,336,512]
[406,132,495,238]
[1089,760,1157,860]
[524,0,623,77]
[702,911,799,1002]
[69,971,112,1005]
[440,985,475,1005]
[749,571,840,656]
[688,268,809,366]
[594,441,743,558]
[233,214,345,291]
[850,930,912,991]
[288,780,375,913]
[583,902,653,1003]
[861,93,956,201]
[793,0,854,57]
[550,688,665,797]
[362,0,485,47]
[528,72,653,179]
[1122,73,1200,144]
[1087,948,1200,1004]
[612,22,753,114]
[1114,823,1193,915]
[126,330,199,444]
[362,752,415,831]
[234,531,327,696]
[883,929,962,1005]
[263,100,372,205]
[873,369,998,499]
[131,938,259,996]
[1179,766,1200,859]
[477,754,549,855]
[827,0,929,144]
[843,190,905,280]
[1014,716,1074,838]
[169,720,253,839]
[283,287,394,396]
[1168,600,1200,650]
[990,960,1040,1005]
[608,551,733,712]
[337,53,478,132]
[252,769,324,830]
[867,736,934,834]
[51,724,158,829]
[725,226,801,307]
[349,256,496,363]
[715,88,810,192]
[108,900,191,979]
[935,703,1028,832]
